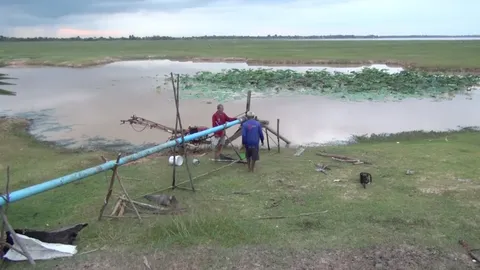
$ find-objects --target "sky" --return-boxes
[0,0,478,38]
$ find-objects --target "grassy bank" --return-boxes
[1,40,480,71]
[1,118,480,269]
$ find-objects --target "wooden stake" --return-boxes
[98,154,122,221]
[224,90,252,146]
[110,198,122,216]
[170,73,195,192]
[224,132,244,161]
[100,156,142,221]
[118,201,126,217]
[3,242,30,257]
[246,90,252,113]
[0,167,35,264]
[0,168,31,264]
[224,128,241,145]
[171,74,179,188]
[263,125,291,145]
[1,210,35,264]
[177,74,194,191]
[1,166,10,244]
[254,210,328,220]
[5,166,9,213]
[276,119,280,153]
[265,128,270,151]
[114,174,142,220]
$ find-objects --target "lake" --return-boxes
[1,60,479,150]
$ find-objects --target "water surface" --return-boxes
[0,60,478,150]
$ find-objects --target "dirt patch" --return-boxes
[419,184,480,195]
[25,244,475,270]
[0,116,30,132]
[5,57,480,73]
[341,188,369,201]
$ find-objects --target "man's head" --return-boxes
[217,104,224,112]
[246,111,255,119]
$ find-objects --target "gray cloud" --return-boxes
[0,0,218,26]
[0,0,351,29]
[3,0,141,19]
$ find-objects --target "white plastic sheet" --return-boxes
[4,234,77,261]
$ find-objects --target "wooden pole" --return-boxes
[224,128,241,145]
[263,125,291,145]
[225,90,252,146]
[5,166,9,213]
[1,166,10,242]
[1,210,35,264]
[100,156,142,221]
[265,128,270,151]
[1,167,35,265]
[171,73,195,191]
[276,119,280,153]
[170,74,179,189]
[98,154,122,221]
[224,132,244,161]
[177,74,195,191]
[246,91,251,112]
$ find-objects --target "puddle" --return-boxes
[0,60,479,150]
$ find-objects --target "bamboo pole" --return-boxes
[246,90,251,112]
[263,125,290,145]
[265,128,270,151]
[171,73,194,191]
[1,167,35,265]
[170,75,180,188]
[98,154,121,221]
[100,156,142,221]
[1,211,35,264]
[225,128,241,145]
[276,119,280,153]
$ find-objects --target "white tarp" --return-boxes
[4,234,77,261]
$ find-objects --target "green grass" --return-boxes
[1,40,480,70]
[1,118,480,268]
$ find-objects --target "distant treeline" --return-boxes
[0,34,479,42]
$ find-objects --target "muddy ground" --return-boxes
[32,245,476,270]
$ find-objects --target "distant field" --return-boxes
[1,40,480,71]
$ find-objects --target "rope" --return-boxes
[130,124,148,132]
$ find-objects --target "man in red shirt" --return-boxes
[212,104,237,160]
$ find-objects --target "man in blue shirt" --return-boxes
[241,111,264,172]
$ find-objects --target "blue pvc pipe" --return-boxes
[0,119,241,206]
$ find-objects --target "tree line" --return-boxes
[0,34,479,42]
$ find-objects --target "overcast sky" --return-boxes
[0,0,478,37]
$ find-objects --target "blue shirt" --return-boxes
[241,119,264,147]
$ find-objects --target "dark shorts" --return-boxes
[245,146,259,161]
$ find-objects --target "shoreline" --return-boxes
[3,56,480,73]
[3,115,479,155]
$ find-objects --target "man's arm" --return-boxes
[225,113,237,122]
[241,123,247,146]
